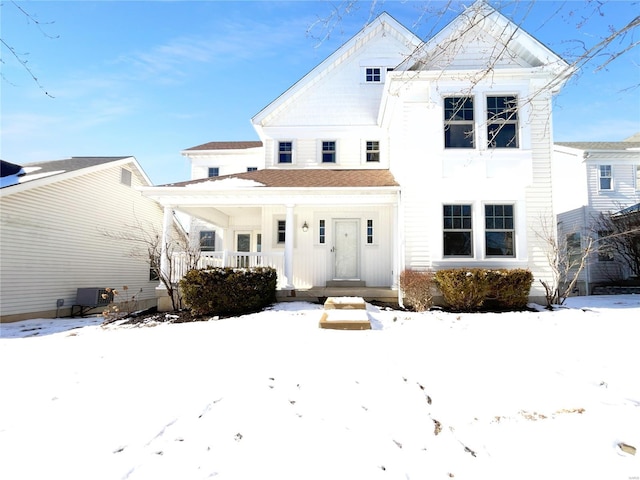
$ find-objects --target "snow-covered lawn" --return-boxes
[1,296,639,480]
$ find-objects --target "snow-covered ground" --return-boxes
[1,296,639,480]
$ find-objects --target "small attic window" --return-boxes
[120,168,132,186]
[365,67,381,83]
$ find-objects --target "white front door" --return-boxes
[333,219,359,280]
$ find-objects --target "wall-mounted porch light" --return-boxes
[302,221,309,232]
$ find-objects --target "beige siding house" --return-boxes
[141,1,572,307]
[554,139,640,293]
[0,157,164,322]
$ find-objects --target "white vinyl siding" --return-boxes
[0,163,164,320]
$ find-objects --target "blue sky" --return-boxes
[1,1,638,185]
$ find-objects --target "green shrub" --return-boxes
[486,269,533,310]
[400,269,434,311]
[179,267,277,316]
[434,268,533,312]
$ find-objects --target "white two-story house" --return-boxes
[554,136,640,293]
[141,1,572,307]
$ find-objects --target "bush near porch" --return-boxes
[434,268,533,312]
[180,267,277,316]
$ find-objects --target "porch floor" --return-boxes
[277,287,398,306]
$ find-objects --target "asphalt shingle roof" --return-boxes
[162,169,399,188]
[184,141,263,151]
[23,157,131,174]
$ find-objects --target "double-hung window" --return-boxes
[277,220,286,244]
[443,204,473,256]
[199,231,215,252]
[485,204,515,256]
[208,167,219,177]
[365,67,381,83]
[487,96,518,148]
[566,233,582,266]
[599,165,612,190]
[322,141,336,163]
[444,97,474,148]
[278,142,292,164]
[366,141,380,162]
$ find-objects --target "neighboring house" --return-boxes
[183,141,265,179]
[0,157,164,322]
[554,136,640,293]
[141,1,572,307]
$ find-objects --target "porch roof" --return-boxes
[160,168,400,188]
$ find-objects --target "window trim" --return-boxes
[366,220,374,244]
[278,141,293,164]
[321,140,337,163]
[444,96,475,149]
[120,168,132,186]
[364,67,382,83]
[484,204,515,257]
[443,204,473,257]
[599,165,613,191]
[486,95,519,149]
[365,140,380,163]
[277,220,286,244]
[199,230,216,252]
[319,219,326,244]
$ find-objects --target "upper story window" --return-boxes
[443,204,473,256]
[599,165,612,190]
[322,141,336,163]
[485,204,515,257]
[366,141,380,162]
[444,97,474,149]
[278,141,292,164]
[487,96,519,148]
[208,167,219,177]
[199,231,215,251]
[247,167,257,172]
[365,67,381,83]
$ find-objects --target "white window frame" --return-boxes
[278,141,294,164]
[486,95,519,149]
[444,96,475,149]
[321,140,337,164]
[365,140,380,163]
[443,204,473,257]
[364,67,382,83]
[484,204,516,257]
[599,165,613,191]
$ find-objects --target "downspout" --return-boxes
[396,190,405,307]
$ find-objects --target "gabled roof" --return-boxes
[251,12,421,128]
[0,156,153,195]
[183,141,263,151]
[161,168,399,189]
[400,0,569,82]
[1,160,25,178]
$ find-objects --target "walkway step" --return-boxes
[319,296,371,330]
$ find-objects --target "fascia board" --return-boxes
[138,186,400,207]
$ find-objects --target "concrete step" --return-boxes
[319,309,371,330]
[323,296,366,310]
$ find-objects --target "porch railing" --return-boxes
[170,251,286,287]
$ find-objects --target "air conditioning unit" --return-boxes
[75,288,113,307]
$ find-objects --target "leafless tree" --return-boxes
[536,215,595,308]
[0,1,58,97]
[591,208,640,278]
[102,218,201,311]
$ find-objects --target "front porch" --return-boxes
[170,251,398,305]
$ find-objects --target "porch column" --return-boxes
[159,205,174,286]
[284,204,295,289]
